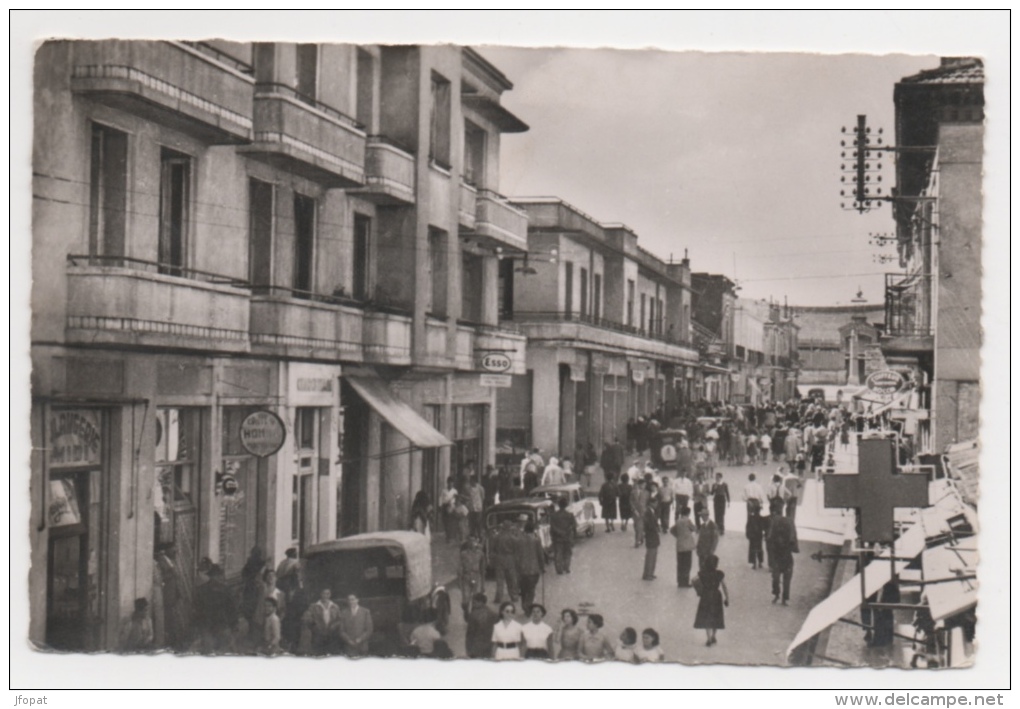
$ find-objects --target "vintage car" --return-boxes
[482,498,554,570]
[529,483,597,538]
[302,531,435,656]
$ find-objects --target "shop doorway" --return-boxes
[340,381,369,537]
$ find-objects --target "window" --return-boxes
[429,73,451,168]
[593,274,602,321]
[158,148,191,276]
[498,258,514,319]
[352,213,372,301]
[154,408,200,548]
[355,48,374,129]
[461,252,483,323]
[657,298,664,334]
[427,227,447,317]
[296,44,318,102]
[464,120,485,186]
[564,262,574,316]
[88,123,127,259]
[579,267,589,318]
[293,193,316,295]
[640,294,647,333]
[249,178,274,288]
[626,280,635,326]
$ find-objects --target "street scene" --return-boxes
[26,36,981,672]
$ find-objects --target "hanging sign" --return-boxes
[480,374,512,388]
[480,352,513,373]
[49,409,102,468]
[865,370,905,397]
[239,410,286,458]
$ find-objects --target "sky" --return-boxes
[479,47,935,307]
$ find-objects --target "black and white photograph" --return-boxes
[10,9,1009,698]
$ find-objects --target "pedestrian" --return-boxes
[304,588,340,656]
[554,608,582,660]
[523,460,540,495]
[253,569,286,646]
[742,473,766,512]
[746,502,766,570]
[458,537,485,621]
[466,477,484,538]
[642,488,661,580]
[521,604,554,659]
[696,510,719,571]
[759,430,773,463]
[658,475,673,532]
[409,613,444,657]
[561,457,576,484]
[711,472,730,534]
[262,596,282,655]
[693,553,729,647]
[192,564,237,654]
[275,547,301,599]
[617,473,633,532]
[614,627,639,663]
[482,464,499,508]
[579,614,615,661]
[634,627,666,662]
[239,546,267,632]
[491,602,524,660]
[440,477,459,543]
[692,473,709,531]
[783,472,802,520]
[746,429,759,465]
[631,478,647,547]
[767,472,790,510]
[119,597,154,652]
[465,593,499,659]
[598,473,619,532]
[671,506,697,588]
[491,520,521,602]
[582,443,598,491]
[516,519,546,614]
[410,490,432,540]
[677,439,693,478]
[282,574,311,653]
[541,456,566,487]
[550,497,577,575]
[766,499,799,605]
[672,469,693,519]
[338,593,374,656]
[600,442,618,487]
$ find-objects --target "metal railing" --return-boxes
[249,284,365,307]
[506,310,693,348]
[367,134,416,156]
[884,272,934,337]
[179,41,254,75]
[67,254,250,288]
[254,82,363,130]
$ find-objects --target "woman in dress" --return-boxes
[410,490,432,541]
[491,602,524,660]
[579,614,615,661]
[617,474,633,533]
[521,604,554,659]
[554,608,582,660]
[693,553,729,646]
[634,627,665,663]
[598,473,619,533]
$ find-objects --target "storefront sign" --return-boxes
[866,370,905,397]
[49,409,102,468]
[479,352,512,373]
[480,374,512,388]
[239,410,286,458]
[296,377,333,392]
[220,474,240,495]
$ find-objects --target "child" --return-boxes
[263,596,282,655]
[120,597,154,652]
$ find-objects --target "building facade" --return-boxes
[794,304,886,387]
[31,40,528,651]
[881,57,983,453]
[497,198,699,461]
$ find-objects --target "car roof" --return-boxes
[531,483,581,494]
[487,498,553,511]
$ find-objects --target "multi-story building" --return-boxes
[30,40,527,651]
[497,198,698,460]
[794,304,886,390]
[690,273,738,402]
[881,57,983,453]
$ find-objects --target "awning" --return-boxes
[922,543,978,622]
[700,363,730,375]
[345,376,452,448]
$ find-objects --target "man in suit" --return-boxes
[766,499,799,605]
[641,485,661,580]
[339,593,374,656]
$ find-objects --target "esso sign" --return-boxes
[481,353,512,373]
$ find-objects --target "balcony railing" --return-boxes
[66,254,250,287]
[506,310,693,348]
[249,285,365,360]
[473,189,528,251]
[69,41,255,144]
[242,83,366,187]
[352,135,416,204]
[884,272,934,337]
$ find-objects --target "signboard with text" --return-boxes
[240,410,286,458]
[49,409,102,468]
[480,374,512,388]
[479,352,513,373]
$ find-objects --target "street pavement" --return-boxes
[437,454,841,665]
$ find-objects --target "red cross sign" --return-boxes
[824,437,929,543]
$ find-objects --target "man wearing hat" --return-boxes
[491,519,521,603]
[514,517,546,614]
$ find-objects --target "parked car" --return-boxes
[302,531,434,656]
[483,498,555,570]
[529,483,597,538]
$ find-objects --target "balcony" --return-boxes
[473,325,527,375]
[351,136,415,205]
[454,325,475,371]
[506,311,698,364]
[459,183,478,230]
[249,286,364,361]
[65,255,250,353]
[240,83,366,187]
[363,307,412,366]
[422,317,451,367]
[472,189,529,252]
[70,40,254,144]
[882,272,935,353]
